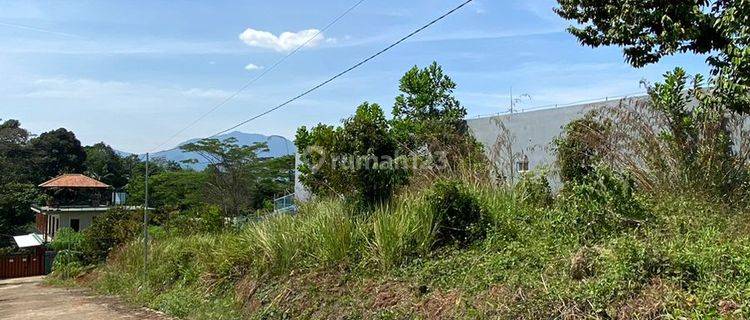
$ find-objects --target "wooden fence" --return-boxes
[0,249,46,279]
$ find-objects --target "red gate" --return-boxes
[0,249,45,279]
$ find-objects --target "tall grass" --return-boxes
[370,192,438,268]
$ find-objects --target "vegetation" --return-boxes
[555,0,750,114]
[44,62,750,319]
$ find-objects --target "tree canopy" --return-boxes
[555,0,750,113]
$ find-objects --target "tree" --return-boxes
[29,128,86,182]
[555,0,750,113]
[0,119,33,184]
[84,142,127,189]
[391,62,484,177]
[127,170,207,211]
[296,102,408,206]
[0,183,44,247]
[180,137,269,217]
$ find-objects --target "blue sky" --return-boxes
[0,0,710,153]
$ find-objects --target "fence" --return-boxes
[0,249,46,279]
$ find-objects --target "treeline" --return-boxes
[0,120,294,248]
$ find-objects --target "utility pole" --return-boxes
[143,152,149,282]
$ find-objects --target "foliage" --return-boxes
[29,128,87,182]
[592,68,750,200]
[84,142,128,188]
[296,102,408,207]
[514,170,553,207]
[127,170,207,211]
[554,116,609,183]
[296,63,484,206]
[81,208,142,262]
[391,62,485,178]
[0,182,43,247]
[0,119,33,184]
[555,0,750,114]
[180,137,283,216]
[49,227,85,251]
[429,179,486,246]
[557,165,649,242]
[370,192,438,268]
[165,204,225,234]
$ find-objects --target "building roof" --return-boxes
[13,233,44,248]
[38,174,110,188]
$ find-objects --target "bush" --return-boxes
[49,227,85,251]
[515,170,553,207]
[554,116,608,183]
[429,179,486,246]
[557,165,650,242]
[166,204,225,235]
[82,208,142,262]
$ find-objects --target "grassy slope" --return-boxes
[78,190,750,319]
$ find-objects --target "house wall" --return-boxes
[57,212,101,231]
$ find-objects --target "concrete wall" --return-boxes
[49,211,102,234]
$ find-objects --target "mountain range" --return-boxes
[118,131,296,170]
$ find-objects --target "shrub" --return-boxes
[49,227,85,251]
[49,228,87,279]
[515,170,553,207]
[557,165,650,242]
[429,179,486,246]
[82,208,142,262]
[554,116,608,183]
[167,204,225,235]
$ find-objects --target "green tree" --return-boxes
[29,128,87,182]
[0,119,33,184]
[555,0,750,113]
[391,62,484,173]
[296,102,408,206]
[127,170,207,211]
[180,137,269,216]
[84,142,127,189]
[0,183,43,247]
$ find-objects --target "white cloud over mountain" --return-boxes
[238,28,325,52]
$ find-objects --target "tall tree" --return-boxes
[555,0,750,113]
[29,128,86,182]
[0,119,32,184]
[180,138,269,216]
[84,142,127,188]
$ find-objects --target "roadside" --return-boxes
[0,276,170,320]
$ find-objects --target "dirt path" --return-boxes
[0,276,170,320]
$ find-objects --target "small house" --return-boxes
[31,174,136,240]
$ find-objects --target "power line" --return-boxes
[150,0,368,152]
[211,0,475,138]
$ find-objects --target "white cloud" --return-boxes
[238,28,325,52]
[244,63,263,71]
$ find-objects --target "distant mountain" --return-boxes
[123,132,296,170]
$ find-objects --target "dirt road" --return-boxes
[0,276,169,320]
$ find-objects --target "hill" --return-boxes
[118,132,296,170]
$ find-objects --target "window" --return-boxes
[516,155,530,173]
[70,219,80,232]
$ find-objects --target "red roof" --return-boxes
[39,174,110,188]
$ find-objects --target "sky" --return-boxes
[0,0,711,153]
